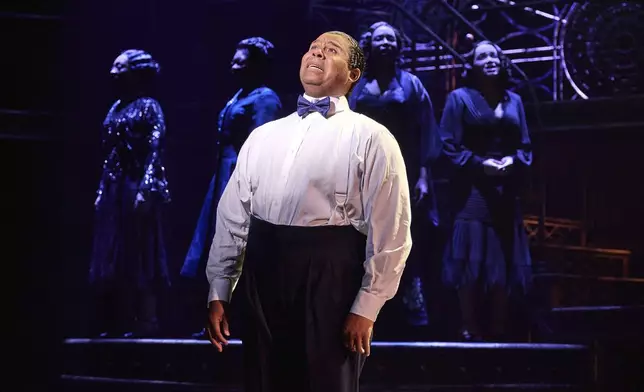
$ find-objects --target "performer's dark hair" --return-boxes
[237,37,275,78]
[120,49,160,73]
[117,49,160,96]
[461,40,512,88]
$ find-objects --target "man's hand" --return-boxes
[343,313,374,356]
[207,300,230,352]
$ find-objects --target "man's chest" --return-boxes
[249,116,360,195]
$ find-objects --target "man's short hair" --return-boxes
[327,31,365,95]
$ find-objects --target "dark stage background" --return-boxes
[3,0,644,389]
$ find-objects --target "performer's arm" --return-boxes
[413,75,440,212]
[205,139,253,304]
[410,77,442,225]
[414,75,441,170]
[251,92,282,130]
[511,95,533,169]
[351,129,412,322]
[439,90,485,172]
[138,99,171,202]
[95,138,110,208]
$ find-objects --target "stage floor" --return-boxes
[62,338,592,391]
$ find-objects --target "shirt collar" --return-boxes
[302,94,350,115]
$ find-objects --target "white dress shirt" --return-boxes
[206,94,412,322]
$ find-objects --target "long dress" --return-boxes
[89,96,171,333]
[349,69,441,330]
[181,87,281,278]
[439,87,532,293]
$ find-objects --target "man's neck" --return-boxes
[303,93,330,102]
[303,92,330,99]
[303,85,346,100]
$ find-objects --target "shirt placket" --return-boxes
[271,116,312,212]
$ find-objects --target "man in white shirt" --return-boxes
[206,30,412,392]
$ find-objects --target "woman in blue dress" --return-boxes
[439,41,533,341]
[181,37,282,336]
[349,22,442,337]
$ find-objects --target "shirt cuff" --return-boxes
[207,278,233,305]
[350,289,388,322]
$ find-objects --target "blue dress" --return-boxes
[181,87,281,278]
[439,87,533,292]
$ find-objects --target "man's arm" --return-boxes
[351,128,413,322]
[205,138,253,304]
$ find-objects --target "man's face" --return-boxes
[299,33,360,97]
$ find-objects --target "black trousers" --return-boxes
[240,217,368,392]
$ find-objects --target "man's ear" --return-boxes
[349,68,361,83]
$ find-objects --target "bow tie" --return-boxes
[297,95,331,118]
